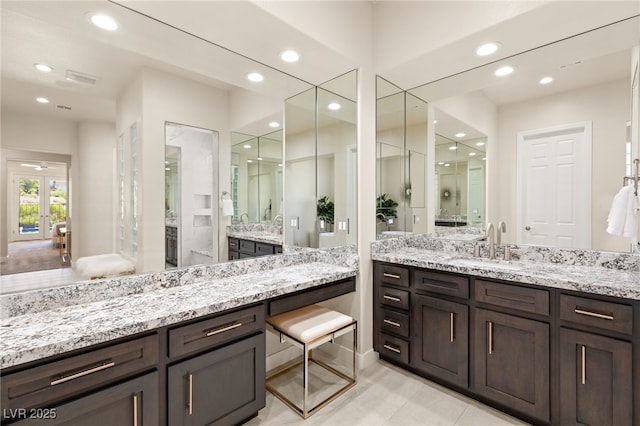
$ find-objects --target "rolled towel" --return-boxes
[607,184,637,238]
[221,198,234,217]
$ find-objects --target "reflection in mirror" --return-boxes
[409,15,640,252]
[284,70,358,248]
[231,133,260,223]
[165,122,218,268]
[433,108,487,230]
[375,76,428,238]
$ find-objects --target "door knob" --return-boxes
[525,226,531,231]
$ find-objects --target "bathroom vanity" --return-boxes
[0,250,357,425]
[372,237,639,426]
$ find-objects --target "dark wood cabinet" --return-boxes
[166,226,178,266]
[559,328,632,426]
[412,294,468,388]
[228,237,281,261]
[474,308,550,422]
[13,373,158,425]
[168,333,265,426]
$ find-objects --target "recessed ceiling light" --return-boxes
[278,163,283,167]
[437,162,444,165]
[247,159,253,163]
[165,167,171,171]
[482,157,487,161]
[247,72,264,82]
[469,152,477,156]
[91,14,118,31]
[433,120,438,124]
[280,50,300,63]
[476,42,501,57]
[34,63,53,73]
[455,132,466,138]
[257,157,263,161]
[449,146,457,150]
[268,121,280,128]
[444,163,451,167]
[539,76,553,85]
[495,66,514,77]
[243,144,252,149]
[476,141,485,146]
[36,97,49,104]
[328,102,341,111]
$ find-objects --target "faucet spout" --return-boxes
[486,222,495,259]
[497,221,506,245]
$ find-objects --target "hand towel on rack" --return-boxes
[221,198,234,217]
[607,184,638,244]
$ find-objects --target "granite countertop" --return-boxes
[227,230,283,245]
[372,247,640,300]
[0,257,356,369]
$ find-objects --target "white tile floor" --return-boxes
[247,358,531,426]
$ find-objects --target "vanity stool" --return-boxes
[266,304,357,419]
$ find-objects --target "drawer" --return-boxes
[560,294,633,335]
[379,308,410,338]
[375,263,409,288]
[414,270,469,299]
[256,242,275,256]
[377,333,409,365]
[169,305,265,359]
[1,334,158,411]
[239,239,256,254]
[269,278,355,316]
[228,238,239,251]
[475,280,549,316]
[378,286,410,311]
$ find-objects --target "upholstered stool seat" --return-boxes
[266,304,357,419]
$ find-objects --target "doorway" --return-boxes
[516,122,592,248]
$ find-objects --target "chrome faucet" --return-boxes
[272,215,283,227]
[497,221,506,245]
[240,212,249,223]
[486,222,496,259]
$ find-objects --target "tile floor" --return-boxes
[247,358,531,426]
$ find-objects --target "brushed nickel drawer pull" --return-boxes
[383,319,401,327]
[133,394,138,426]
[50,361,115,386]
[450,312,454,343]
[581,345,586,385]
[206,322,242,336]
[188,373,193,415]
[383,294,401,302]
[488,321,493,355]
[383,344,401,354]
[575,308,614,321]
[383,273,401,279]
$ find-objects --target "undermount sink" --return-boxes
[450,258,522,271]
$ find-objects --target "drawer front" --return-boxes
[2,334,158,411]
[475,280,549,316]
[560,294,633,335]
[239,240,256,254]
[377,333,409,365]
[414,270,469,299]
[375,263,409,288]
[228,238,239,251]
[169,305,265,359]
[255,243,275,256]
[378,286,410,311]
[379,309,410,338]
[269,278,355,316]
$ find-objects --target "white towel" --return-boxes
[607,184,638,247]
[221,198,234,217]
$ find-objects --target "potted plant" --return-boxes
[317,196,335,231]
[376,193,398,222]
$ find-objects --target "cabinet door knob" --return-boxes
[525,226,531,231]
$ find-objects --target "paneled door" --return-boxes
[516,122,592,248]
[13,175,67,241]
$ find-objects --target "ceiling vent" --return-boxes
[65,69,98,85]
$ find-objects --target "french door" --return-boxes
[14,175,67,241]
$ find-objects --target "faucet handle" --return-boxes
[474,243,481,257]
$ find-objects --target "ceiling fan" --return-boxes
[20,162,56,171]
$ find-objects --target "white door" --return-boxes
[516,122,592,248]
[13,175,67,241]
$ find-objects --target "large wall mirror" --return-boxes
[405,14,639,252]
[285,70,358,248]
[0,1,315,292]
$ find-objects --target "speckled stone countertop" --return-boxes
[372,235,640,300]
[226,224,283,245]
[0,247,357,369]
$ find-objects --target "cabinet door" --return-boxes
[168,333,265,426]
[14,372,158,425]
[474,309,550,422]
[412,295,468,388]
[559,328,632,426]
